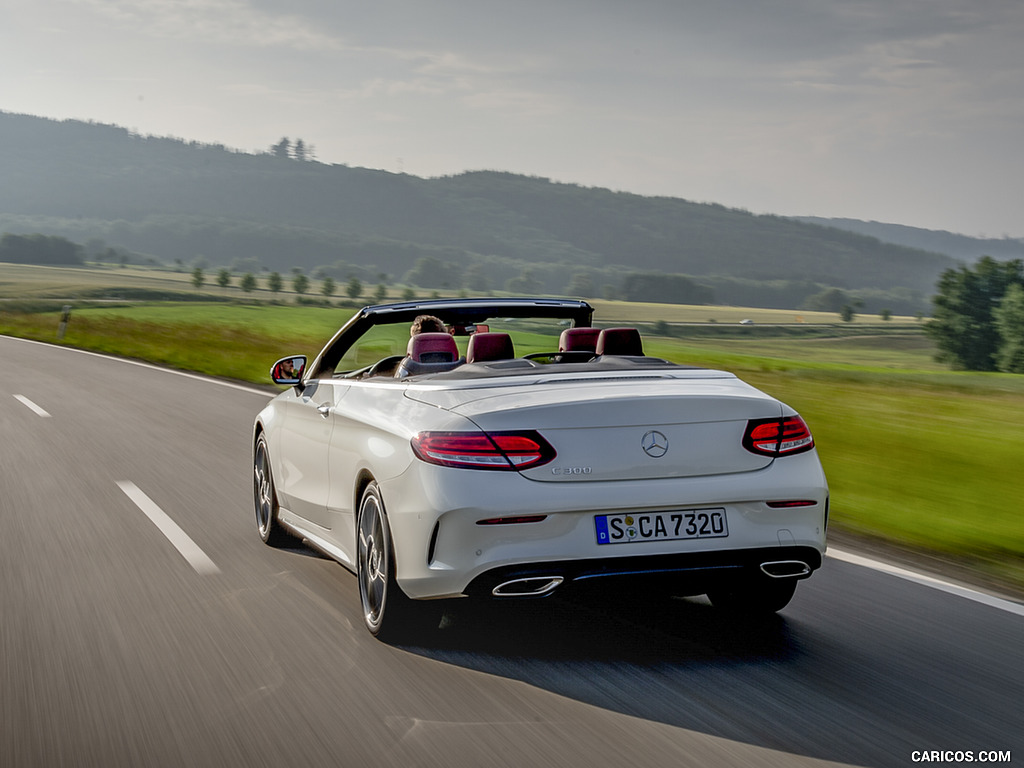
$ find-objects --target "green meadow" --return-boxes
[3,280,1022,595]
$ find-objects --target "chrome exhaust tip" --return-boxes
[760,560,811,578]
[492,576,564,597]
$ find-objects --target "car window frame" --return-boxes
[306,299,594,380]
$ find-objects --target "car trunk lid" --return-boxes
[406,372,781,481]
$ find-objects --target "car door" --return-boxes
[274,379,349,530]
[324,378,410,563]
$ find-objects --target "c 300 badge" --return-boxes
[641,430,669,458]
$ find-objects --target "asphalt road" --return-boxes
[2,335,1021,768]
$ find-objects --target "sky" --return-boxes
[3,0,1023,238]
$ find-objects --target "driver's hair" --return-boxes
[411,315,446,335]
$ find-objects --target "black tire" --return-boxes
[253,433,288,546]
[707,577,797,615]
[357,482,432,642]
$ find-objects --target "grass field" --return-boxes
[589,298,921,325]
[3,263,1022,594]
[0,262,206,298]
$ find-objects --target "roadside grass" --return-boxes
[4,299,1023,594]
[740,371,1024,587]
[655,333,946,371]
[76,301,349,340]
[0,306,328,384]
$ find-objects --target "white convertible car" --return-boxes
[253,298,828,641]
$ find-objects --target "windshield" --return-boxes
[336,324,409,372]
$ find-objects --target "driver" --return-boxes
[410,314,446,336]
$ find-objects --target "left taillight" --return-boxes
[743,415,815,457]
[411,430,556,471]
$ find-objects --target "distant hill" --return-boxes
[793,217,1024,263]
[0,111,959,313]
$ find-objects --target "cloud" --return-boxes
[72,0,344,50]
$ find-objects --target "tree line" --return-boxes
[188,265,374,302]
[925,257,1024,372]
[0,229,930,317]
[0,233,83,265]
[2,111,959,302]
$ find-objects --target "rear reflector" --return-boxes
[743,416,815,457]
[411,430,556,471]
[766,500,818,508]
[477,515,548,525]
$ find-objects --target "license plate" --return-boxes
[595,509,728,545]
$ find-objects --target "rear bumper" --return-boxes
[462,545,823,599]
[381,450,828,599]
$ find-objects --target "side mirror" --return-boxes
[271,356,307,386]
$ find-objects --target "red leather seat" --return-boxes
[595,328,644,356]
[467,332,514,363]
[558,327,601,353]
[396,332,463,378]
[407,332,459,363]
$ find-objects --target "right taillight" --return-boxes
[743,415,815,457]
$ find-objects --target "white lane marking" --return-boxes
[828,547,1024,618]
[13,394,52,417]
[117,481,220,575]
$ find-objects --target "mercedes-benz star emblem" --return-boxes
[641,430,669,458]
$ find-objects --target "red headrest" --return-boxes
[408,332,458,363]
[467,332,514,363]
[595,328,644,356]
[558,327,601,353]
